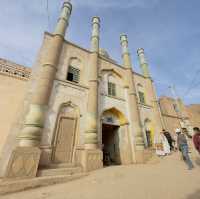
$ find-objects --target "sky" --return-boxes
[0,0,199,105]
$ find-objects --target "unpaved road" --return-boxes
[1,152,200,199]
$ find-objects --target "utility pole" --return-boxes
[169,85,187,128]
[169,85,185,128]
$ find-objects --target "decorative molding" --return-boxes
[0,58,31,81]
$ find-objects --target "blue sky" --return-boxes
[0,0,199,105]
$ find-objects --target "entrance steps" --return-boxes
[0,172,87,195]
[0,164,86,195]
[37,165,82,177]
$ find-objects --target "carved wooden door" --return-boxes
[53,117,76,163]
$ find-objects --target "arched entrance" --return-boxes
[101,108,131,166]
[52,102,79,164]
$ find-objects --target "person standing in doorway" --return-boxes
[193,127,200,154]
[177,128,194,170]
[163,129,174,151]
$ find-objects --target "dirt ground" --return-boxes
[1,151,200,199]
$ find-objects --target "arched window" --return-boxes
[108,75,117,97]
[66,58,81,83]
[137,83,146,104]
[67,66,80,83]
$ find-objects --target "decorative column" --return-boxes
[4,1,72,179]
[137,48,164,132]
[85,17,100,150]
[137,48,150,78]
[81,17,103,172]
[120,35,145,163]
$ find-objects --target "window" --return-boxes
[67,66,80,83]
[138,91,145,104]
[108,82,116,97]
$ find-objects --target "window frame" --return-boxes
[138,91,146,104]
[108,82,116,97]
[67,66,80,83]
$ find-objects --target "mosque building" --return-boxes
[0,1,198,180]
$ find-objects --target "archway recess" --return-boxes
[101,107,130,166]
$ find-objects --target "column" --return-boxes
[137,48,164,132]
[4,1,72,179]
[84,17,100,150]
[81,17,103,172]
[120,35,145,162]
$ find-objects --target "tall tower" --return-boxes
[137,48,164,133]
[81,16,103,171]
[120,35,145,163]
[2,1,72,179]
[137,48,150,78]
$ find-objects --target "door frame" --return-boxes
[51,116,78,164]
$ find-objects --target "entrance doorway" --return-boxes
[53,117,76,164]
[102,123,120,166]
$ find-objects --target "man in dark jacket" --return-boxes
[193,127,200,154]
[177,128,194,170]
[163,129,174,151]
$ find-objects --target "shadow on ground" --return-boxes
[187,189,200,199]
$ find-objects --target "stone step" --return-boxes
[47,163,76,169]
[37,166,82,177]
[0,172,87,195]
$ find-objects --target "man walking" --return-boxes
[177,128,194,170]
[193,127,200,154]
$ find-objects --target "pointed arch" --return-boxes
[101,107,128,126]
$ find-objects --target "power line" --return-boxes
[183,69,200,97]
[46,0,50,31]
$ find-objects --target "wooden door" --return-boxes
[53,117,76,163]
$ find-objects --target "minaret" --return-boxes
[82,16,103,172]
[4,1,72,178]
[91,17,100,52]
[137,48,164,132]
[85,17,100,150]
[18,0,72,147]
[120,34,145,163]
[137,48,150,78]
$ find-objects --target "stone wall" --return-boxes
[186,104,200,128]
[0,59,30,154]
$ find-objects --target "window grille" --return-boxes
[138,91,145,104]
[67,66,80,83]
[108,82,116,97]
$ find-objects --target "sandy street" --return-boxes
[1,152,200,199]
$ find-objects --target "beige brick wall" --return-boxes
[186,105,200,128]
[0,74,28,153]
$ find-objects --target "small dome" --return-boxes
[99,48,110,58]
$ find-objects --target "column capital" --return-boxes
[137,48,150,78]
[120,34,132,68]
[54,1,72,37]
[92,16,101,26]
[91,16,101,52]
